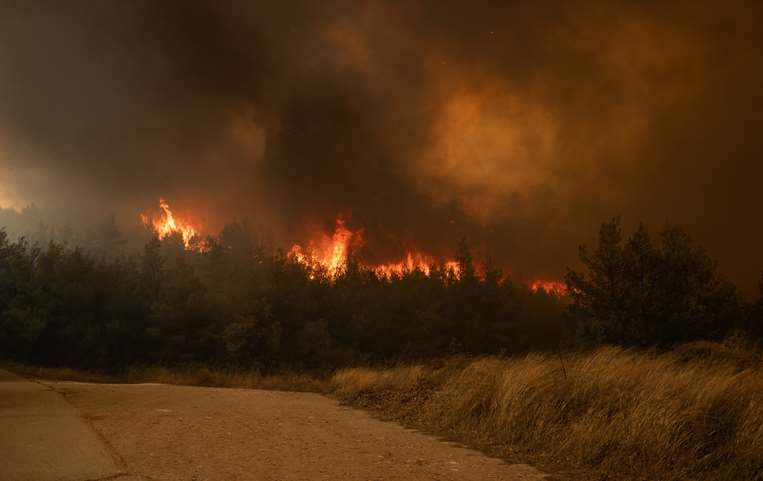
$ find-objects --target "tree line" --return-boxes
[0,218,760,372]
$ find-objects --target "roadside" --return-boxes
[12,343,759,481]
[329,346,763,481]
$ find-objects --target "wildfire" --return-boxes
[288,218,363,276]
[140,198,201,249]
[373,252,461,278]
[288,217,461,278]
[373,252,434,276]
[138,203,562,290]
[530,279,567,297]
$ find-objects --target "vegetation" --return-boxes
[331,342,763,481]
[566,218,743,346]
[2,216,763,480]
[0,224,568,371]
[1,216,759,373]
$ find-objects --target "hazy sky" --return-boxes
[1,1,762,290]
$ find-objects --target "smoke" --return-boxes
[0,0,762,290]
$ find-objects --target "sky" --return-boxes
[0,0,762,291]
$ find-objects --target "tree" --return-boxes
[140,236,164,300]
[565,218,628,343]
[219,220,256,260]
[455,237,476,281]
[566,218,739,346]
[88,215,126,259]
[0,230,43,358]
[0,220,578,371]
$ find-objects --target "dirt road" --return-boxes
[1,370,549,481]
[0,370,138,481]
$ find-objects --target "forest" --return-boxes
[0,217,761,372]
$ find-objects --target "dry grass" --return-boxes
[5,342,761,480]
[331,343,763,481]
[1,362,327,393]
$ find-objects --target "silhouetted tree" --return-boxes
[4,215,749,373]
[566,218,740,346]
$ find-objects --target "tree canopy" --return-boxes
[565,218,742,346]
[0,217,759,372]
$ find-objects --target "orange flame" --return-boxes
[289,217,462,279]
[373,252,461,278]
[530,279,567,297]
[137,204,561,289]
[140,198,201,249]
[374,251,434,276]
[288,218,363,276]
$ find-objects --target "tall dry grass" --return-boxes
[331,343,763,481]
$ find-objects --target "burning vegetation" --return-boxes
[140,198,203,249]
[287,218,362,277]
[529,279,567,297]
[138,198,561,289]
[287,217,462,279]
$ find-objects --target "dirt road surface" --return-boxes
[1,370,549,481]
[0,370,138,481]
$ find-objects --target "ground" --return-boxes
[0,370,549,481]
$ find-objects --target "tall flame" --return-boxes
[288,218,362,276]
[140,198,200,249]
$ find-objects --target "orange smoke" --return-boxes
[140,198,202,249]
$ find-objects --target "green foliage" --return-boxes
[566,218,742,346]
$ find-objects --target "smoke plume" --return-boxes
[1,0,762,290]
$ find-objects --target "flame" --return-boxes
[530,279,567,297]
[374,252,434,276]
[289,217,461,279]
[288,218,363,276]
[137,204,560,289]
[373,252,461,278]
[140,198,201,249]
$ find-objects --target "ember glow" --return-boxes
[140,198,201,249]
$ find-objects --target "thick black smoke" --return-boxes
[1,0,762,290]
